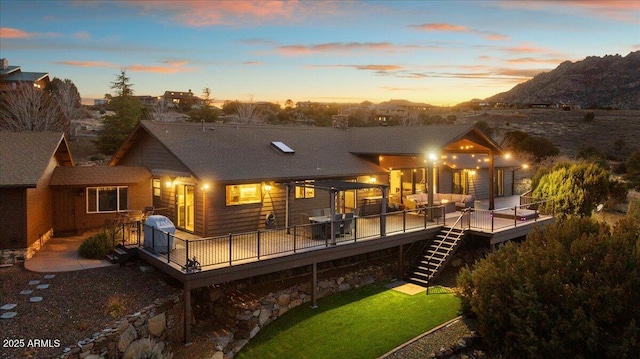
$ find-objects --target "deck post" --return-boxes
[397,244,404,278]
[311,262,318,309]
[380,186,387,236]
[183,281,192,345]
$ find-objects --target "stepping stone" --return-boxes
[44,274,56,279]
[1,303,17,310]
[36,284,50,289]
[28,280,40,285]
[1,312,17,319]
[29,297,43,303]
[20,290,33,295]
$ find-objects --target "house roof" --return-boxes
[442,154,521,170]
[2,71,49,83]
[110,121,505,184]
[49,166,151,186]
[0,131,73,187]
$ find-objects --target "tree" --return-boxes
[532,161,610,217]
[0,85,66,131]
[46,78,84,125]
[110,69,134,97]
[188,87,218,123]
[502,130,559,162]
[95,70,143,154]
[457,217,640,359]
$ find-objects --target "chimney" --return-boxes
[1,58,7,70]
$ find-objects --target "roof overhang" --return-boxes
[289,180,388,192]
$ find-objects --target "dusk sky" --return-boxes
[1,0,639,107]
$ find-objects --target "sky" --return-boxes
[1,0,639,107]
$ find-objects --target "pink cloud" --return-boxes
[502,43,555,54]
[506,57,565,65]
[494,0,640,23]
[409,23,509,41]
[0,27,35,39]
[124,0,337,27]
[127,60,194,74]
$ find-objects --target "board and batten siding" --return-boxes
[117,133,190,174]
[0,188,27,249]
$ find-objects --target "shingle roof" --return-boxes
[49,166,151,186]
[0,131,69,187]
[113,121,504,183]
[2,71,49,82]
[135,121,386,182]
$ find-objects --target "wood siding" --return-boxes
[25,156,56,247]
[118,133,190,173]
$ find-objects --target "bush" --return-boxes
[78,229,115,259]
[457,217,640,358]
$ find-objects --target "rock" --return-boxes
[258,308,271,326]
[122,337,152,359]
[211,351,224,359]
[148,313,166,336]
[117,324,137,352]
[338,283,351,292]
[277,293,290,306]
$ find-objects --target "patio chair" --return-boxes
[323,208,332,216]
[341,212,354,234]
[334,213,344,237]
[310,209,323,217]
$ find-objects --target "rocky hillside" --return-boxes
[486,51,640,109]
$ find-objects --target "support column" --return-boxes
[380,186,387,236]
[488,151,495,210]
[311,262,318,309]
[330,190,337,245]
[183,282,192,345]
[285,184,291,233]
[397,245,404,279]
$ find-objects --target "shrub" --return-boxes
[583,111,595,122]
[78,229,115,259]
[457,217,640,358]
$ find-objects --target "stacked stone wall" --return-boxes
[58,294,182,359]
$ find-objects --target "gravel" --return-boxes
[0,261,180,359]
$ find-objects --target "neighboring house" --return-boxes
[109,121,516,237]
[49,166,152,233]
[162,90,202,109]
[0,58,50,92]
[0,131,73,258]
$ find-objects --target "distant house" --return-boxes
[163,90,202,109]
[0,132,72,257]
[0,58,50,92]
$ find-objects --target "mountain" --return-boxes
[485,51,640,109]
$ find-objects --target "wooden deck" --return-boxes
[133,202,553,281]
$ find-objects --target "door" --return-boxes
[176,184,195,232]
[53,189,76,233]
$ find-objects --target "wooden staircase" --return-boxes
[105,244,138,265]
[406,224,466,288]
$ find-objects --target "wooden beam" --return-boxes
[311,262,318,309]
[183,281,192,345]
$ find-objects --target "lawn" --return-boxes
[236,283,460,359]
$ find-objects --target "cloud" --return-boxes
[408,23,509,41]
[54,60,116,68]
[506,57,565,65]
[0,27,36,38]
[243,61,263,66]
[502,43,556,54]
[493,0,640,23]
[73,31,91,40]
[127,61,195,74]
[380,86,431,92]
[122,0,340,27]
[277,42,420,56]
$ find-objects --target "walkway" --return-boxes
[24,233,116,273]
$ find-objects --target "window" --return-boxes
[295,181,315,199]
[226,184,262,206]
[153,179,161,197]
[87,187,128,213]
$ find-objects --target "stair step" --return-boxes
[408,277,431,285]
[104,253,117,263]
[114,247,128,255]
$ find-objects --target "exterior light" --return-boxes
[428,153,437,161]
[165,181,172,188]
[369,176,376,183]
[505,153,512,159]
[265,184,272,192]
[201,183,210,191]
[522,164,529,169]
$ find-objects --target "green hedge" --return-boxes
[78,230,116,259]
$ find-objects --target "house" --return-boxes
[0,58,50,92]
[162,90,202,109]
[0,131,73,259]
[108,121,517,238]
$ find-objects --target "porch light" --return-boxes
[505,153,512,159]
[265,184,272,192]
[165,180,173,188]
[201,183,210,191]
[428,153,437,161]
[369,176,376,183]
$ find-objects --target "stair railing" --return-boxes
[424,210,468,294]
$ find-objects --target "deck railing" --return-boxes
[464,198,553,232]
[130,200,551,272]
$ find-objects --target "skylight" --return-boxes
[271,141,295,154]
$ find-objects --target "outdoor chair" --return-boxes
[341,212,354,234]
[323,208,332,216]
[334,213,344,237]
[310,209,323,217]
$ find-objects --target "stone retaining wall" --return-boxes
[0,229,54,266]
[58,294,182,359]
[201,261,395,358]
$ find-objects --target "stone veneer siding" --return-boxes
[57,294,182,359]
[0,229,53,266]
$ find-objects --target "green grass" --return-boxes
[236,283,460,359]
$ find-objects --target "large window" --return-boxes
[295,180,315,199]
[226,184,262,206]
[87,186,128,213]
